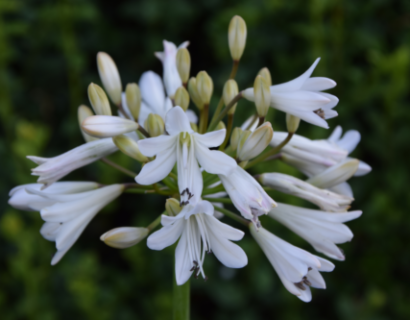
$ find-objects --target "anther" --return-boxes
[294,281,306,291]
[303,276,312,287]
[314,108,325,119]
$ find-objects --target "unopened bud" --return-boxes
[228,15,247,61]
[78,105,97,142]
[254,75,271,117]
[166,198,182,216]
[236,130,252,157]
[258,67,272,86]
[174,86,190,111]
[88,83,112,116]
[144,114,164,137]
[188,77,204,110]
[190,122,198,132]
[125,83,141,120]
[97,52,122,105]
[223,80,239,115]
[216,121,226,131]
[100,227,148,249]
[238,122,273,161]
[82,115,138,138]
[176,48,191,84]
[113,135,148,162]
[230,127,243,150]
[286,114,300,133]
[307,159,360,189]
[196,71,213,105]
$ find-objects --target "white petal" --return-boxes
[204,215,244,241]
[147,218,184,250]
[300,77,336,91]
[271,90,331,111]
[138,134,178,157]
[165,106,193,135]
[40,222,61,241]
[135,145,177,185]
[330,182,353,197]
[174,231,193,285]
[82,115,138,138]
[185,109,198,124]
[194,142,236,175]
[328,126,342,142]
[337,130,361,153]
[139,71,165,114]
[193,129,226,148]
[354,160,372,176]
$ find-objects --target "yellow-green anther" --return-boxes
[228,15,247,62]
[78,105,98,142]
[179,131,191,148]
[236,130,252,156]
[223,79,239,115]
[97,52,123,105]
[113,135,148,162]
[286,114,300,133]
[125,83,141,120]
[238,122,274,161]
[196,71,213,105]
[254,75,271,117]
[174,86,190,111]
[258,67,272,87]
[166,198,182,216]
[87,83,112,116]
[176,48,191,84]
[230,127,243,150]
[190,123,198,132]
[188,77,204,110]
[144,114,165,137]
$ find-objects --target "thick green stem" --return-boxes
[147,211,165,232]
[203,197,232,204]
[173,269,190,320]
[229,60,239,80]
[219,113,234,150]
[208,92,243,132]
[101,158,137,178]
[245,132,293,169]
[213,205,249,226]
[199,104,209,133]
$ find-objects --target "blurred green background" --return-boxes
[1,0,409,319]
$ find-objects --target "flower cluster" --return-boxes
[8,15,370,302]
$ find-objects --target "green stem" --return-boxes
[245,132,293,169]
[208,92,243,132]
[147,211,166,232]
[202,184,225,195]
[219,114,234,150]
[229,60,239,79]
[137,124,150,137]
[199,104,209,133]
[101,158,137,178]
[203,197,232,204]
[173,270,190,320]
[213,205,249,226]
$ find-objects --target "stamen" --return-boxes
[294,281,306,290]
[314,108,325,119]
[303,276,312,287]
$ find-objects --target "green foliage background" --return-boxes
[1,0,409,319]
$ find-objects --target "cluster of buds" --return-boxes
[8,15,370,303]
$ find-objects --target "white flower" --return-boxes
[26,184,124,265]
[155,40,189,97]
[219,166,276,226]
[243,58,339,128]
[8,182,99,211]
[81,115,139,138]
[250,224,335,302]
[147,199,247,285]
[268,202,362,260]
[101,227,149,249]
[137,71,197,127]
[260,173,353,212]
[28,138,118,187]
[136,107,236,202]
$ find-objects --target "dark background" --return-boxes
[1,0,409,319]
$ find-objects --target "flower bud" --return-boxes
[100,227,148,249]
[97,52,122,105]
[78,105,97,142]
[223,79,239,115]
[144,114,165,137]
[237,122,273,161]
[307,159,360,189]
[286,114,300,133]
[82,115,138,138]
[228,15,247,61]
[258,67,272,86]
[230,127,243,150]
[216,121,226,131]
[125,83,141,120]
[254,75,271,117]
[87,83,112,116]
[174,86,190,111]
[176,47,191,84]
[190,122,198,132]
[188,77,204,110]
[236,130,252,156]
[112,135,148,162]
[196,71,213,105]
[166,198,182,216]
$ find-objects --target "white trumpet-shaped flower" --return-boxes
[268,203,362,260]
[260,173,353,212]
[136,107,237,199]
[219,166,276,226]
[28,138,118,187]
[250,224,335,302]
[26,184,124,265]
[8,182,99,211]
[243,58,338,128]
[147,199,247,285]
[155,40,189,97]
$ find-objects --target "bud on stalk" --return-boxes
[230,127,243,151]
[88,83,112,116]
[166,198,182,216]
[254,75,271,118]
[125,83,141,121]
[113,135,148,162]
[188,77,204,110]
[100,227,149,249]
[97,52,122,105]
[174,86,190,111]
[78,105,97,142]
[144,114,165,137]
[228,15,247,62]
[258,67,272,86]
[176,48,191,85]
[223,80,239,115]
[82,115,138,138]
[196,71,213,106]
[237,122,274,161]
[286,114,300,133]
